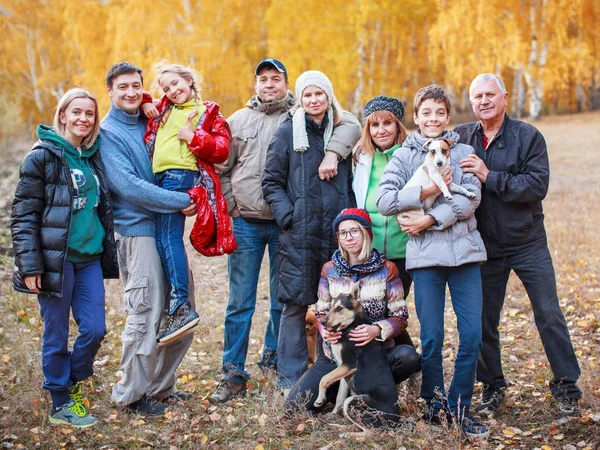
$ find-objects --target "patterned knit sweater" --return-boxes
[315,249,408,343]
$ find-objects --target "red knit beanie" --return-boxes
[332,208,373,240]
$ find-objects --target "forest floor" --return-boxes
[0,112,599,449]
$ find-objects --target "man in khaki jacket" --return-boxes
[212,58,360,402]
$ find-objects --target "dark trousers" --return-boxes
[388,258,413,300]
[285,343,421,413]
[478,244,581,400]
[38,260,106,408]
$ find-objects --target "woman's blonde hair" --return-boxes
[52,88,100,149]
[338,222,373,264]
[354,110,408,157]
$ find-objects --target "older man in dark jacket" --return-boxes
[456,73,581,421]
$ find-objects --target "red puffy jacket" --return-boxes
[144,97,237,256]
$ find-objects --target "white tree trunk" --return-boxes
[512,65,526,118]
[351,33,366,118]
[524,0,549,120]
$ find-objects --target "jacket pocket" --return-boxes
[497,204,534,245]
[233,125,258,142]
[123,313,153,356]
[124,277,151,314]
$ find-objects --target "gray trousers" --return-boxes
[112,234,194,406]
[277,303,309,389]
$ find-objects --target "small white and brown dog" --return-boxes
[397,138,475,225]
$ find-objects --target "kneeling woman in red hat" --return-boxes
[285,208,421,416]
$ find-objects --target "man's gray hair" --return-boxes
[469,74,507,98]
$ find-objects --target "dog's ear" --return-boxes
[423,139,433,150]
[442,138,455,148]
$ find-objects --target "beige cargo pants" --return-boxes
[112,233,194,406]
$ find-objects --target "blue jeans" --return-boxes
[478,244,581,400]
[38,260,106,408]
[412,263,482,413]
[222,216,283,383]
[155,169,197,315]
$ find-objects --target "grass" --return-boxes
[0,112,599,449]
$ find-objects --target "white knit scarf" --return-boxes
[292,106,334,153]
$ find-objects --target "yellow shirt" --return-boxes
[152,100,206,173]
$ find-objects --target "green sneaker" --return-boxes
[50,400,98,428]
[69,382,86,411]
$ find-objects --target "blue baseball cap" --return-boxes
[255,58,288,79]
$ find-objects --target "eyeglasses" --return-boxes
[337,228,362,240]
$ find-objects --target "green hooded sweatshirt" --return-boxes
[364,144,409,259]
[37,125,106,263]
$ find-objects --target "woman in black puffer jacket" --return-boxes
[11,88,118,428]
[263,71,360,392]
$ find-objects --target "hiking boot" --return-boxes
[454,411,489,439]
[475,385,506,416]
[209,380,246,404]
[126,394,167,416]
[157,304,200,346]
[50,400,98,428]
[555,397,580,423]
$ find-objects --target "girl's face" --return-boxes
[369,117,399,151]
[159,72,194,104]
[337,220,364,257]
[301,86,328,123]
[59,98,96,147]
[413,99,450,138]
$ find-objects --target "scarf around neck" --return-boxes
[332,249,386,281]
[292,106,334,153]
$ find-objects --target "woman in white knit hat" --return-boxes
[263,70,361,393]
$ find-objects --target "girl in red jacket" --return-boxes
[143,62,234,346]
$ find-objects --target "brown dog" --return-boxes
[306,307,317,364]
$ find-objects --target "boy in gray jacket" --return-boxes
[377,85,488,438]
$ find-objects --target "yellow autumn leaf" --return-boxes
[201,434,208,445]
[256,445,265,450]
[2,354,10,362]
[83,398,91,409]
[182,374,189,383]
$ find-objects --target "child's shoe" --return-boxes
[157,304,199,346]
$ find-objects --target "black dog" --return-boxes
[314,289,406,433]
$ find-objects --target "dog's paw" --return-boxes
[444,193,453,200]
[313,398,325,408]
[466,191,476,199]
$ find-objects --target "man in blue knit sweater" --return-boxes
[99,62,196,415]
